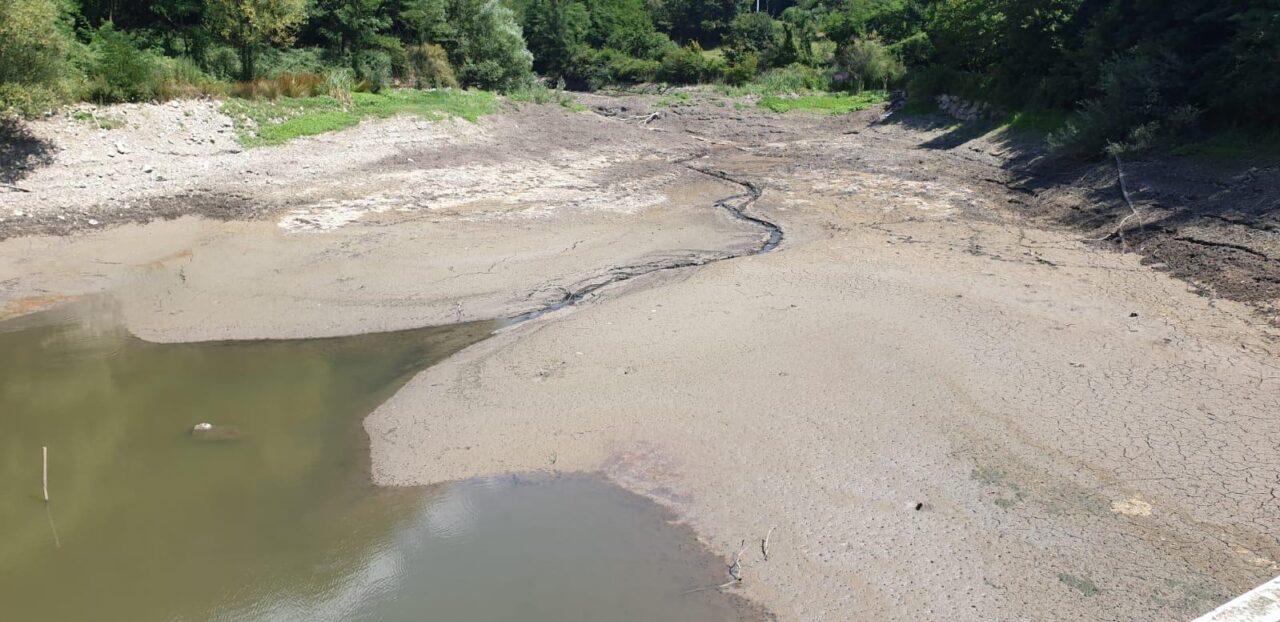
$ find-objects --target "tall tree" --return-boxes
[204,0,308,80]
[312,0,392,73]
[446,0,534,89]
[523,0,589,78]
[394,0,454,44]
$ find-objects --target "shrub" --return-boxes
[257,47,331,77]
[451,0,535,91]
[723,53,759,86]
[755,64,828,93]
[728,12,780,62]
[406,43,459,88]
[83,23,163,104]
[658,43,723,84]
[834,36,904,93]
[356,50,393,93]
[230,72,326,100]
[1049,49,1193,156]
[507,82,583,110]
[156,56,231,99]
[601,49,659,84]
[0,0,74,117]
[203,44,243,80]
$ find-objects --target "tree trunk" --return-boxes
[239,44,255,81]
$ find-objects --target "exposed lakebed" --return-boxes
[0,300,763,621]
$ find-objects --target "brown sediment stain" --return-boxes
[0,294,72,320]
[141,248,193,270]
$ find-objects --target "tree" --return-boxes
[205,0,308,80]
[394,0,454,44]
[447,0,535,90]
[0,0,73,116]
[836,35,903,92]
[582,0,662,56]
[312,0,392,74]
[728,11,780,61]
[523,0,590,78]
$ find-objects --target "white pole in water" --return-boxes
[42,446,48,502]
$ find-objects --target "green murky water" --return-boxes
[0,301,761,621]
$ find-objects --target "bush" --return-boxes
[833,36,904,93]
[0,0,74,117]
[203,44,243,80]
[230,72,327,100]
[728,12,780,62]
[755,65,828,93]
[723,53,759,86]
[507,82,582,110]
[658,43,723,84]
[601,49,660,84]
[356,50,393,93]
[451,0,535,91]
[257,47,331,78]
[155,56,230,99]
[83,23,162,104]
[406,43,458,88]
[1049,49,1193,156]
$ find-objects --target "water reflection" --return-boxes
[0,301,766,621]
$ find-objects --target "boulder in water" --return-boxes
[191,423,242,441]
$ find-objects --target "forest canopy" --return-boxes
[2,0,1277,155]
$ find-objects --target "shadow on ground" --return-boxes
[0,120,55,186]
[878,110,1280,309]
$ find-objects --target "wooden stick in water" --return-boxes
[42,446,48,503]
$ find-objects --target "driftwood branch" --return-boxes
[728,539,747,581]
[762,525,776,561]
[1084,153,1140,245]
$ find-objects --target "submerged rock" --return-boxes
[191,422,242,441]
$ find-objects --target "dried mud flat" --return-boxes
[4,94,1280,621]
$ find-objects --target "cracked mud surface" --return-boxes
[4,94,1280,621]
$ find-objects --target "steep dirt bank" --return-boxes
[3,94,1279,621]
[893,114,1280,318]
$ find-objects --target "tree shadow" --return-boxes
[0,119,56,185]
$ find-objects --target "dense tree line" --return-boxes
[2,0,1276,155]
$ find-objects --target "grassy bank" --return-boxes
[757,90,889,115]
[222,89,498,147]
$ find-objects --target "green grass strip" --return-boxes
[222,89,498,147]
[757,91,889,115]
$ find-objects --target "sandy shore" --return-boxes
[4,94,1279,620]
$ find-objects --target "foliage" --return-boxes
[727,12,781,62]
[522,0,590,79]
[83,23,162,104]
[448,0,535,90]
[657,42,724,84]
[0,0,74,117]
[405,43,458,88]
[717,64,831,96]
[222,88,497,145]
[1048,49,1196,155]
[833,35,903,92]
[506,82,586,110]
[204,0,309,80]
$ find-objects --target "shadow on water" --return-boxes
[0,299,767,621]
